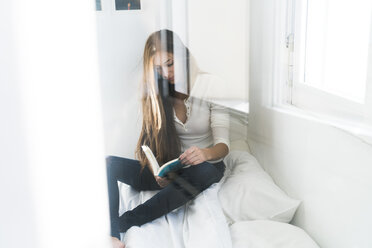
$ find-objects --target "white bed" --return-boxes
[117,141,320,248]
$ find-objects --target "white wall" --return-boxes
[188,0,249,101]
[97,0,250,157]
[96,0,165,158]
[249,1,372,248]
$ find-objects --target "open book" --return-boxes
[141,145,187,178]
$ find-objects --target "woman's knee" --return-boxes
[106,156,136,176]
[106,156,119,173]
[201,162,224,182]
[105,155,115,167]
[184,162,223,188]
[106,156,133,167]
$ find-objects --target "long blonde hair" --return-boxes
[135,29,196,171]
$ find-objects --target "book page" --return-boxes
[141,145,160,175]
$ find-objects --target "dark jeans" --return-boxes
[106,156,225,239]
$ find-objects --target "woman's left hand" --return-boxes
[179,146,209,166]
[155,176,171,188]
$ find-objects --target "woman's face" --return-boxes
[153,51,175,84]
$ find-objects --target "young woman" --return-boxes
[107,29,230,248]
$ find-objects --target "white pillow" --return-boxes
[219,151,300,224]
[230,220,320,248]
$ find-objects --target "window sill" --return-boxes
[209,99,249,115]
[271,103,372,146]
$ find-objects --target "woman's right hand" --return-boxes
[111,237,125,248]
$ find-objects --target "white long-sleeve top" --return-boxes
[173,73,230,163]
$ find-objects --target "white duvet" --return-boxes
[118,181,232,248]
[116,148,317,248]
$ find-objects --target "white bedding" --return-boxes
[230,220,320,248]
[118,181,232,248]
[116,147,317,248]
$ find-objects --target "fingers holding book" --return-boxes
[155,176,171,188]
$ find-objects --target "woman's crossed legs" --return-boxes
[106,156,225,239]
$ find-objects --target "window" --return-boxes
[286,0,372,124]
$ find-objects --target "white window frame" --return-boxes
[292,0,372,120]
[272,0,372,144]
